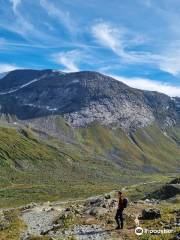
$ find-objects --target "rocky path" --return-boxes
[12,179,180,240]
[19,193,162,240]
[20,194,118,240]
[21,206,62,236]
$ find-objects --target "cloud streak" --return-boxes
[111,75,180,97]
[0,0,57,44]
[91,22,138,62]
[0,63,19,73]
[40,0,76,34]
[52,50,83,72]
[92,21,180,76]
[10,0,22,13]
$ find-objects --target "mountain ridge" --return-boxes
[0,69,179,131]
[0,69,179,207]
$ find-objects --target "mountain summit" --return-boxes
[0,69,179,207]
[0,69,179,131]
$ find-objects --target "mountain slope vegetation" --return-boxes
[0,70,179,206]
[0,121,179,207]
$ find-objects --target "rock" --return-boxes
[147,181,180,200]
[144,199,160,204]
[21,202,37,211]
[169,178,180,184]
[21,208,62,236]
[104,194,111,199]
[164,224,172,229]
[85,196,106,207]
[65,207,71,211]
[106,219,114,224]
[42,207,54,212]
[88,207,108,217]
[109,199,117,208]
[54,224,110,240]
[135,200,145,204]
[174,233,180,240]
[142,208,161,220]
[166,195,180,204]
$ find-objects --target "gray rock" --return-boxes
[104,194,111,200]
[20,202,37,211]
[21,208,61,236]
[88,207,108,217]
[85,197,105,207]
[52,224,110,240]
[0,70,178,132]
[146,182,180,200]
[142,208,161,220]
[175,233,180,240]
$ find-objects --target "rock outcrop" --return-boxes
[0,70,179,131]
[142,208,161,220]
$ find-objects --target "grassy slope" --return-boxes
[76,123,180,172]
[0,122,179,207]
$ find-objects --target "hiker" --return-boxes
[115,191,128,230]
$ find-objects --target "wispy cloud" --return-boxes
[92,22,136,62]
[111,75,180,97]
[40,0,76,34]
[0,0,57,44]
[152,48,180,76]
[0,63,19,73]
[92,21,180,76]
[9,0,22,13]
[52,50,83,72]
[92,21,147,63]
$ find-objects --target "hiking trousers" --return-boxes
[115,209,124,229]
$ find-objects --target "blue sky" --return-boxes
[0,0,180,96]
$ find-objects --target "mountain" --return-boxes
[0,69,179,206]
[0,69,179,130]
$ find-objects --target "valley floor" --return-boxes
[0,178,179,240]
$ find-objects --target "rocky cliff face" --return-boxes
[0,69,179,131]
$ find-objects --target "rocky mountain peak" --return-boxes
[0,69,179,131]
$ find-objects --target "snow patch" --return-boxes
[46,106,58,111]
[24,104,58,112]
[72,79,79,83]
[0,74,47,95]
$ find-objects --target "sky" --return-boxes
[0,0,180,96]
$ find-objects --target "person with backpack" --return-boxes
[115,191,128,230]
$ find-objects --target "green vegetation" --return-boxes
[0,210,26,240]
[0,122,179,207]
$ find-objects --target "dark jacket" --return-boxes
[118,197,124,211]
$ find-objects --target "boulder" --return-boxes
[146,180,180,200]
[85,196,106,207]
[88,207,108,217]
[21,202,37,211]
[106,219,114,224]
[109,199,117,208]
[174,233,180,240]
[142,208,161,220]
[169,178,180,184]
[104,194,111,200]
